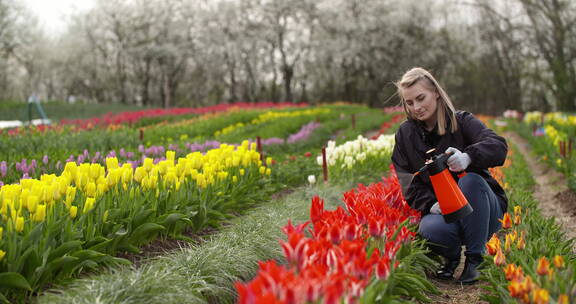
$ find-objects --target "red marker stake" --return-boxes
[322,147,328,183]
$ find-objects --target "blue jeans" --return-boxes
[418,173,504,259]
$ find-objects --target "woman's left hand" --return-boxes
[445,147,471,172]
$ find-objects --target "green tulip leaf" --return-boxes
[0,272,32,291]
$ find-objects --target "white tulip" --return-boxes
[308,175,316,185]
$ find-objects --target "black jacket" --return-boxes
[391,111,508,215]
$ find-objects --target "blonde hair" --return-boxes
[396,67,458,135]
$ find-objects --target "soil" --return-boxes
[422,131,576,303]
[506,131,576,251]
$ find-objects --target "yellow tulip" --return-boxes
[0,250,5,261]
[64,162,78,179]
[106,157,119,170]
[90,163,101,180]
[232,176,238,183]
[266,168,271,175]
[15,216,24,233]
[86,182,96,197]
[69,206,78,219]
[259,166,266,174]
[134,167,146,183]
[121,168,133,184]
[0,227,3,240]
[514,205,522,217]
[166,150,176,161]
[143,158,154,172]
[27,195,38,213]
[20,189,30,210]
[33,204,46,222]
[83,197,95,213]
[65,186,77,208]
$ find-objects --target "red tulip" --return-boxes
[310,196,324,223]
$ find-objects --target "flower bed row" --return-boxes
[501,111,576,190]
[0,120,324,186]
[481,141,575,304]
[0,141,275,302]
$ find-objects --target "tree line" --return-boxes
[0,0,574,114]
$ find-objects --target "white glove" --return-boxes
[445,147,471,172]
[430,202,442,215]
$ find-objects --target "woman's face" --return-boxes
[402,80,439,127]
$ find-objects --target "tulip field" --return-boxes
[0,103,575,304]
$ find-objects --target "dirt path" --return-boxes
[506,131,576,250]
[424,131,576,303]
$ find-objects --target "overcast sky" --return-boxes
[22,0,95,34]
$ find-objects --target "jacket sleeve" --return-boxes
[460,113,508,169]
[392,128,437,214]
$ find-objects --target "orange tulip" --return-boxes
[486,233,501,256]
[532,288,550,304]
[521,276,534,295]
[494,249,506,266]
[536,257,550,276]
[500,213,512,229]
[558,294,569,304]
[514,214,521,225]
[505,234,514,253]
[504,263,524,282]
[553,255,565,269]
[517,232,526,250]
[508,280,523,298]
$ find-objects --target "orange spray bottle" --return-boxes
[415,150,473,223]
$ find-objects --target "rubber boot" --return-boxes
[457,254,483,285]
[435,256,460,280]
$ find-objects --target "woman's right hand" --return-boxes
[430,202,442,214]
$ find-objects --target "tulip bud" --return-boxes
[553,255,565,269]
[15,216,24,233]
[536,257,550,276]
[494,249,506,266]
[70,206,78,219]
[307,175,316,185]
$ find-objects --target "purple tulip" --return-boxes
[42,155,49,165]
[120,148,126,158]
[83,149,89,159]
[31,159,37,168]
[22,173,30,179]
[138,144,145,153]
[56,161,62,170]
[126,152,135,159]
[0,161,6,177]
[77,155,85,164]
[0,181,3,188]
[262,138,284,145]
[67,155,75,163]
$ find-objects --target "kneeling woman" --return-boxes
[391,67,508,284]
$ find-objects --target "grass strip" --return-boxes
[36,182,357,304]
